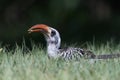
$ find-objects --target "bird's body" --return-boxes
[28,24,120,60]
[50,47,84,60]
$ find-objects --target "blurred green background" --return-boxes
[0,0,120,47]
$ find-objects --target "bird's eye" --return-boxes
[51,30,56,37]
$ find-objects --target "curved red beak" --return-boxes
[28,24,50,34]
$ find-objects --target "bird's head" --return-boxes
[28,24,61,49]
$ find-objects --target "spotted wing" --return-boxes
[59,47,86,60]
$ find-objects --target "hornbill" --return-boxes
[28,24,120,60]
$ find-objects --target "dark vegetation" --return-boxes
[0,0,120,48]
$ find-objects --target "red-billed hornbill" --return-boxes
[28,24,120,60]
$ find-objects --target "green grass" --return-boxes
[0,42,120,80]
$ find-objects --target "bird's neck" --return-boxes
[45,32,61,58]
[47,43,60,58]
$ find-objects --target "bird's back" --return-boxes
[59,47,95,60]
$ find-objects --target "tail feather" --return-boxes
[83,50,120,59]
[95,54,120,59]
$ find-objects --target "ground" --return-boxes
[0,42,120,80]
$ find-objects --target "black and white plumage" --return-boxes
[28,24,120,60]
[59,47,96,60]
